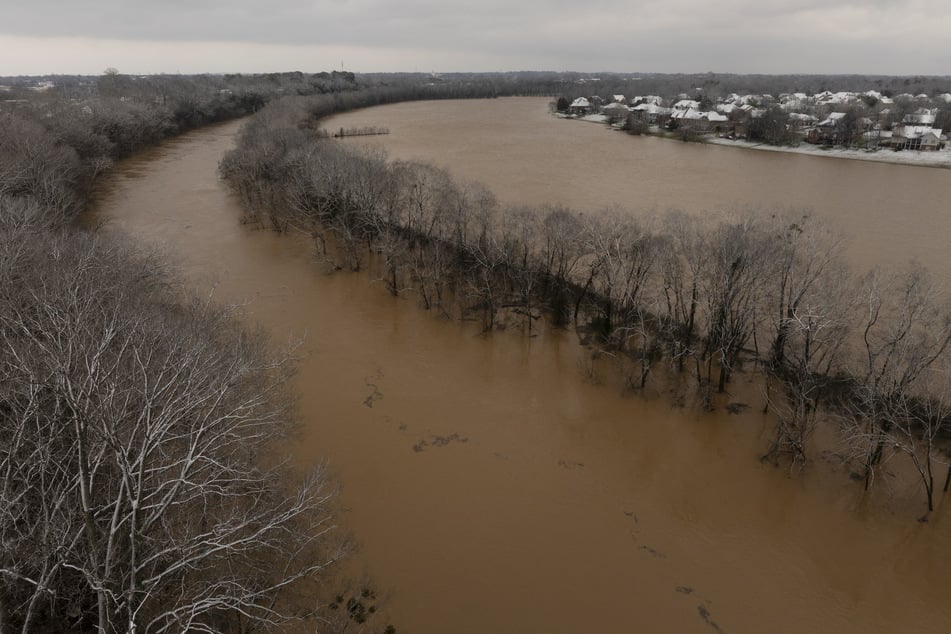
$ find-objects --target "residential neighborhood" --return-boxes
[562,89,949,152]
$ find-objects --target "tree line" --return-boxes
[222,95,951,514]
[555,72,951,105]
[1,73,413,632]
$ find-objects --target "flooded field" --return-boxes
[90,105,951,633]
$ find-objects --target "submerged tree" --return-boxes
[762,213,851,465]
[841,264,951,510]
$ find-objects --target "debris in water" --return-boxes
[639,545,667,559]
[412,433,468,453]
[698,604,725,633]
[363,368,384,407]
[726,402,749,415]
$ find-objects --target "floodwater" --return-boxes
[327,97,951,278]
[91,104,951,633]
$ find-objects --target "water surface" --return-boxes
[90,110,951,634]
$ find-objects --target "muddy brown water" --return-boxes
[90,104,951,633]
[327,97,951,280]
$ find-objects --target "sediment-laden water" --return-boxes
[90,105,951,634]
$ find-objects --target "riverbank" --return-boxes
[556,112,951,169]
[706,135,951,169]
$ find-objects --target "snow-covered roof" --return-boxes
[896,125,943,139]
[816,91,857,105]
[673,99,700,110]
[669,108,703,120]
[570,97,591,108]
[817,112,848,126]
[903,111,936,125]
[612,95,626,102]
[789,113,818,123]
[669,109,726,122]
[631,102,669,114]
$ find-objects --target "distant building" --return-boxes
[569,97,591,115]
[601,102,629,122]
[672,99,700,110]
[902,108,936,125]
[890,125,945,151]
[629,102,671,125]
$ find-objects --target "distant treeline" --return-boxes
[222,94,951,514]
[552,71,951,102]
[0,71,371,216]
[0,70,575,218]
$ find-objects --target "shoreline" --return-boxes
[558,112,951,169]
[705,136,951,169]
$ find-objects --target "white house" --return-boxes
[890,125,944,151]
[569,97,591,114]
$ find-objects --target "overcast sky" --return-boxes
[1,0,948,76]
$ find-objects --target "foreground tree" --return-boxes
[0,223,342,632]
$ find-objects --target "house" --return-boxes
[903,108,936,125]
[612,95,627,105]
[669,108,703,124]
[601,102,629,122]
[703,111,730,133]
[668,109,729,133]
[807,112,849,144]
[788,112,818,131]
[890,125,945,151]
[673,99,700,110]
[569,97,591,115]
[629,102,671,125]
[631,95,663,106]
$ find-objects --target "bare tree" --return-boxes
[581,210,658,346]
[538,206,585,325]
[659,211,707,375]
[842,264,951,503]
[0,112,82,218]
[0,228,342,633]
[698,217,770,393]
[760,213,852,464]
[762,270,851,466]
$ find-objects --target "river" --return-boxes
[90,101,951,633]
[326,97,951,279]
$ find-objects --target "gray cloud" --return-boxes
[1,0,949,74]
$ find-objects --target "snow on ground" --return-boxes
[703,137,951,169]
